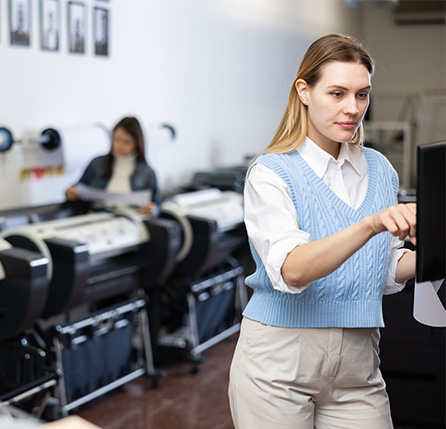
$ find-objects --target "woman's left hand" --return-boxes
[139,202,156,216]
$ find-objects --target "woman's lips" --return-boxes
[336,122,356,129]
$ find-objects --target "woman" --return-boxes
[228,34,416,429]
[66,116,160,215]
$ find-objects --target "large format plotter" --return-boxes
[0,188,249,414]
[0,204,181,418]
[156,188,248,368]
[3,211,150,315]
[161,188,245,276]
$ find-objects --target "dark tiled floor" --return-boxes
[76,333,442,429]
[77,335,237,429]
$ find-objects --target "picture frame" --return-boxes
[40,0,60,51]
[67,1,86,54]
[94,6,109,56]
[9,0,31,46]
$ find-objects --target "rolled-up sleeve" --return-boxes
[383,236,412,295]
[244,164,311,294]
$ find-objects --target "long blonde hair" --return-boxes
[257,34,375,160]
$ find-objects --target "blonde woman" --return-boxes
[228,34,416,429]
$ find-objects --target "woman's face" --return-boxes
[299,61,371,153]
[112,127,137,157]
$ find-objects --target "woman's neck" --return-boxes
[112,151,137,162]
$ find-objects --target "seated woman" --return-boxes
[65,116,160,215]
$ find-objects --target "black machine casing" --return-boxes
[0,245,48,342]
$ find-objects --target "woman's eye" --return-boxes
[331,91,342,97]
[357,92,369,99]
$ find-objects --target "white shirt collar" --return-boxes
[338,141,364,177]
[297,137,365,179]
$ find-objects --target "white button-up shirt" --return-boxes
[244,137,409,294]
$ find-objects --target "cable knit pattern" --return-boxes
[243,147,398,328]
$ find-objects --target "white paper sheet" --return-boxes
[76,183,152,207]
[169,188,222,206]
[413,279,446,327]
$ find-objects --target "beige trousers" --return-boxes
[228,317,394,429]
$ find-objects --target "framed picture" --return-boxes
[68,1,86,54]
[94,6,109,56]
[9,0,31,46]
[40,0,60,51]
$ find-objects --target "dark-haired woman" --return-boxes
[65,116,159,215]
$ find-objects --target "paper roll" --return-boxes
[45,125,110,173]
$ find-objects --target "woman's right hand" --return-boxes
[366,203,416,245]
[139,202,156,216]
[282,202,416,288]
[65,185,81,201]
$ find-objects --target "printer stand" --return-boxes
[157,261,246,372]
[49,295,160,418]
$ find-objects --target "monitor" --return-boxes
[416,141,446,283]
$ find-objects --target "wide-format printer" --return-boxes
[1,209,180,314]
[155,188,248,369]
[0,203,181,418]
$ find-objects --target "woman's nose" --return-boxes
[344,96,360,115]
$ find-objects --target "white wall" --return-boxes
[362,4,445,98]
[0,0,362,210]
[361,4,446,186]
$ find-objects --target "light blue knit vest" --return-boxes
[243,147,399,328]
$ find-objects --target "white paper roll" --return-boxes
[47,125,110,173]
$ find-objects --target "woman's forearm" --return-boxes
[282,217,376,288]
[281,203,416,289]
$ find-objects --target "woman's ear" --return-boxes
[295,79,308,105]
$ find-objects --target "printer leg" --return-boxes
[187,293,205,374]
[140,306,164,388]
[53,337,69,418]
